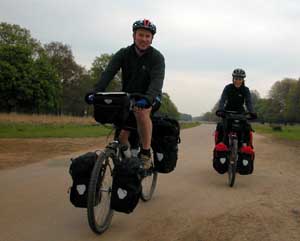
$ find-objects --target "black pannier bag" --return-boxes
[110,157,142,214]
[69,152,98,208]
[151,116,181,173]
[93,92,130,126]
[237,146,255,175]
[213,143,229,174]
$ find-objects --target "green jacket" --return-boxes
[95,44,165,103]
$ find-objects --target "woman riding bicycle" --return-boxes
[86,19,165,170]
[215,68,257,147]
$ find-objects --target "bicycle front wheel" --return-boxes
[87,151,114,234]
[228,139,238,187]
[141,171,158,201]
[140,154,158,201]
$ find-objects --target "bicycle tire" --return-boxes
[228,139,238,187]
[140,170,158,201]
[140,151,158,201]
[87,151,114,234]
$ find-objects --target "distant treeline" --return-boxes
[198,78,300,124]
[0,22,180,119]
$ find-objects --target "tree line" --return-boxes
[0,22,180,119]
[198,78,300,124]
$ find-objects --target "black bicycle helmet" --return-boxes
[232,68,246,78]
[132,19,156,35]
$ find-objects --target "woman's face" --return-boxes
[233,77,244,88]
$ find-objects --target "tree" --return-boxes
[44,41,90,115]
[268,78,297,121]
[0,22,40,50]
[255,98,270,123]
[62,66,92,116]
[180,113,192,121]
[285,79,300,123]
[89,54,121,91]
[251,90,260,108]
[31,52,61,113]
[157,93,180,119]
[0,23,61,113]
[0,44,34,112]
[44,42,77,83]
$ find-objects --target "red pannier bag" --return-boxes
[213,143,229,174]
[238,145,255,175]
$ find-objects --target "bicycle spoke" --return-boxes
[228,139,238,187]
[87,153,114,234]
[140,154,158,201]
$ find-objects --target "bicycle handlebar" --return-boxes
[93,92,151,109]
[217,110,257,121]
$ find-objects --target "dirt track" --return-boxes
[0,124,300,241]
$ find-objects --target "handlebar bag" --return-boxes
[93,93,130,126]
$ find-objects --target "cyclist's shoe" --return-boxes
[138,152,152,170]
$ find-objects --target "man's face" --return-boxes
[133,28,153,51]
[233,77,244,88]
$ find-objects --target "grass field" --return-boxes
[0,113,110,138]
[0,113,95,125]
[253,123,300,141]
[0,122,113,138]
[0,113,201,138]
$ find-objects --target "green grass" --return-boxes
[0,120,201,138]
[253,124,300,141]
[0,123,113,138]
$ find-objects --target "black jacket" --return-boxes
[218,83,254,113]
[95,44,165,103]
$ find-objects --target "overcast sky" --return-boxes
[1,0,300,116]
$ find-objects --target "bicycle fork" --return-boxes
[228,132,238,164]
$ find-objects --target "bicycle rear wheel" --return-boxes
[140,154,158,201]
[228,139,238,187]
[87,151,114,234]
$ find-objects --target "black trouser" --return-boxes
[215,122,252,147]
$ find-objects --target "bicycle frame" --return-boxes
[221,111,252,187]
[87,92,158,234]
[227,130,239,187]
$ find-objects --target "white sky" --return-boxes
[1,0,300,116]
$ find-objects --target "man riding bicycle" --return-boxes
[215,68,257,147]
[86,19,165,170]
